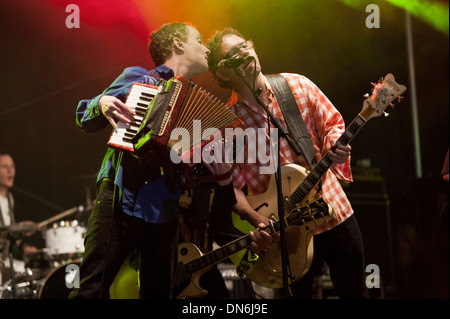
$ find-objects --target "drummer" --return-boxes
[0,152,39,268]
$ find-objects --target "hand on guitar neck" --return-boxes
[328,139,352,164]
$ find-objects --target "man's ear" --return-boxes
[173,37,184,51]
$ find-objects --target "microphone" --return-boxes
[218,56,251,69]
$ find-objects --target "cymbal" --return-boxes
[0,221,39,237]
[37,205,90,230]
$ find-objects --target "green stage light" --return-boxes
[386,0,449,35]
[339,0,448,36]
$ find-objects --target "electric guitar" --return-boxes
[174,199,330,298]
[241,73,407,288]
[174,74,406,296]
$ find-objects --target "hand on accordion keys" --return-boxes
[99,95,136,129]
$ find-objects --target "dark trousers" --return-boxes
[290,214,369,299]
[69,180,179,299]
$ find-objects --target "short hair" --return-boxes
[149,22,192,67]
[206,27,246,89]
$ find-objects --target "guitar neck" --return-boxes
[185,112,369,274]
[286,114,367,212]
[182,199,328,276]
[183,234,254,276]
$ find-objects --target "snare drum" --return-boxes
[44,221,86,258]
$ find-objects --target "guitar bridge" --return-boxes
[313,216,319,227]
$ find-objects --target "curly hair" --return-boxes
[206,27,246,89]
[149,22,192,67]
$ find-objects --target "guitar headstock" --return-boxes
[360,73,407,121]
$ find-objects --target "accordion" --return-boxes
[108,76,245,189]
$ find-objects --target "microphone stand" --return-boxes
[8,242,18,298]
[0,236,18,298]
[232,62,302,298]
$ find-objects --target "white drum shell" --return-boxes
[44,223,86,256]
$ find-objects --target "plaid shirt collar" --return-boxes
[226,75,275,115]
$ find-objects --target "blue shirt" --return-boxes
[76,65,181,223]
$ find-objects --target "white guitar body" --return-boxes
[176,242,209,299]
[244,164,333,288]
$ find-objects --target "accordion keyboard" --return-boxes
[107,83,159,152]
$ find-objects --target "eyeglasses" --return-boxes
[222,40,254,61]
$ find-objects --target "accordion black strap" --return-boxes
[266,74,317,168]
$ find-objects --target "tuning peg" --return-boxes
[363,93,370,98]
[397,95,404,102]
[378,77,383,83]
[371,82,377,87]
[383,112,389,117]
[389,103,395,108]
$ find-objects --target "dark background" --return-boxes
[1,0,448,298]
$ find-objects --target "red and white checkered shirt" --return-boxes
[228,73,354,234]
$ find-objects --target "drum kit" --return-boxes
[0,206,88,299]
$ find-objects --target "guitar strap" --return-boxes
[266,74,317,168]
